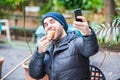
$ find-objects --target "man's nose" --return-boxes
[48,24,53,30]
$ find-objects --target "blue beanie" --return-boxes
[42,12,68,31]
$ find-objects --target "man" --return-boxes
[29,12,98,80]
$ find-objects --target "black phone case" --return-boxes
[74,8,82,22]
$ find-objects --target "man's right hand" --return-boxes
[38,36,51,53]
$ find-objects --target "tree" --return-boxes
[0,0,26,18]
[104,0,117,25]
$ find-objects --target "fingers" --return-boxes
[73,16,88,27]
[40,36,48,42]
[73,21,88,30]
[38,37,51,47]
[39,39,50,46]
[38,35,51,53]
[73,16,91,36]
[76,16,87,22]
[73,21,84,27]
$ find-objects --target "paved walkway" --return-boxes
[0,41,120,80]
[90,48,120,80]
[0,41,35,80]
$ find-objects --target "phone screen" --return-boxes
[74,8,82,22]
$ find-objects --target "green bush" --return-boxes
[92,17,120,48]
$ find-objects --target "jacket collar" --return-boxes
[47,31,78,55]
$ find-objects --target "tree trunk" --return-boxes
[104,0,117,25]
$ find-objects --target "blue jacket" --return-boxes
[29,29,98,80]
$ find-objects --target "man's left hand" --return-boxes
[73,16,91,36]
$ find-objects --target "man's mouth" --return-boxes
[47,30,55,39]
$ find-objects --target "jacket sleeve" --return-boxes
[79,27,99,57]
[28,50,46,79]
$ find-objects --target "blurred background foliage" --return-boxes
[0,0,119,48]
[0,0,26,18]
[40,0,104,14]
[92,16,120,48]
[0,0,104,17]
[0,0,119,16]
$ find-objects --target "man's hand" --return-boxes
[73,16,91,36]
[38,36,51,53]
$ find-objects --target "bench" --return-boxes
[0,19,11,42]
[9,15,42,40]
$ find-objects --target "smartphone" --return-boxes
[74,8,82,22]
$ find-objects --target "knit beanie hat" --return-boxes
[42,12,68,31]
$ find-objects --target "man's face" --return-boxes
[44,17,64,41]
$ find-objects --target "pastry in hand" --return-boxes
[47,31,55,40]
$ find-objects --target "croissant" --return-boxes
[47,31,55,39]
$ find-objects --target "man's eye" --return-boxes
[50,19,55,24]
[44,23,48,28]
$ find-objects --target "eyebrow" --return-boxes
[50,18,54,21]
[44,18,54,24]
